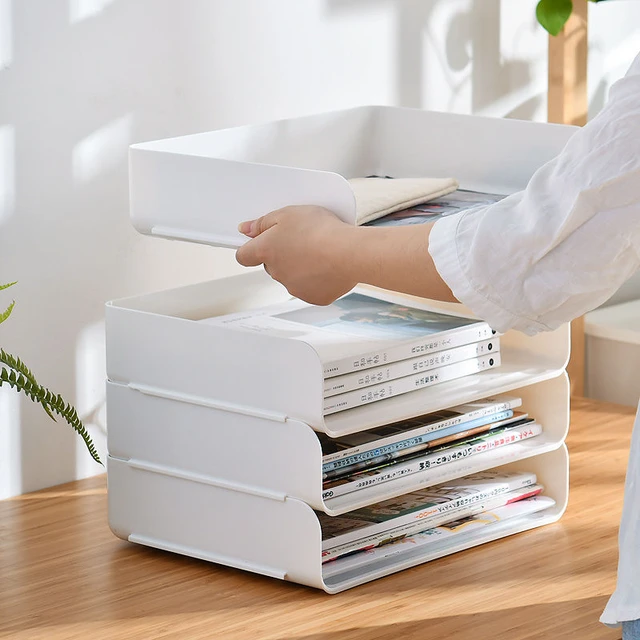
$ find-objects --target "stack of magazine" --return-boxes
[317,395,543,501]
[363,186,506,228]
[320,469,555,578]
[203,291,501,415]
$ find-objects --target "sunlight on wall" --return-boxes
[69,0,115,24]
[0,386,21,499]
[0,124,15,225]
[72,113,133,184]
[75,320,107,479]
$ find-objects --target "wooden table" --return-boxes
[0,398,635,640]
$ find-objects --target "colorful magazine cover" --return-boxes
[201,291,495,378]
[322,495,556,578]
[318,469,537,552]
[365,189,506,228]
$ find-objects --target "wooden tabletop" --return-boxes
[0,398,635,640]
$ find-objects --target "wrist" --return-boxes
[337,225,376,286]
[342,222,456,302]
[346,224,430,287]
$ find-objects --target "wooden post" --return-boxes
[547,0,588,396]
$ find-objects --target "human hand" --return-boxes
[236,206,359,305]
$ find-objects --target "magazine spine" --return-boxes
[322,496,555,578]
[323,322,496,378]
[322,422,543,501]
[322,473,537,552]
[322,484,543,561]
[323,353,501,415]
[322,409,515,475]
[324,338,499,397]
[321,396,522,465]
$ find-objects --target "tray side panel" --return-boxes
[107,381,324,508]
[105,305,325,428]
[107,456,324,589]
[373,107,577,193]
[130,151,357,249]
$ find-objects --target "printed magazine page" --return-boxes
[365,188,506,228]
[201,291,492,376]
[319,395,523,467]
[319,469,537,549]
[322,495,556,579]
[320,484,544,562]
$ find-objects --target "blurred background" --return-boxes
[1,0,639,498]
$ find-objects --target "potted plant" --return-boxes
[0,281,101,465]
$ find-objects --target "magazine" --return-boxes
[318,470,537,556]
[200,292,495,379]
[320,395,523,469]
[324,337,499,397]
[322,412,529,481]
[321,484,543,562]
[365,189,506,228]
[323,352,501,415]
[322,420,542,501]
[322,495,556,578]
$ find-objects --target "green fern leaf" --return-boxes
[0,352,102,466]
[0,282,17,292]
[0,300,15,325]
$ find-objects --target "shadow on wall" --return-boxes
[0,0,233,498]
[324,0,542,119]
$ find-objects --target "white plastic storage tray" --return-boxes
[106,270,570,438]
[107,369,569,515]
[107,446,568,594]
[108,106,575,592]
[128,105,576,250]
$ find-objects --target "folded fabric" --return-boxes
[349,177,459,226]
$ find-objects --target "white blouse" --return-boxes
[429,52,640,627]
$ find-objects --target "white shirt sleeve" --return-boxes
[429,53,640,336]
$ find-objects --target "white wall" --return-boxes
[1,0,639,498]
[588,0,640,306]
[0,0,244,498]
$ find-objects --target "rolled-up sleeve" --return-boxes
[429,54,640,336]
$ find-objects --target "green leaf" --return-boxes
[0,300,15,325]
[0,351,103,466]
[537,0,573,36]
[0,282,17,325]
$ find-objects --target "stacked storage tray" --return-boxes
[106,106,575,593]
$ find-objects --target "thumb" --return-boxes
[238,210,281,238]
[236,237,259,267]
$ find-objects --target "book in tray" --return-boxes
[323,336,499,398]
[322,495,556,578]
[323,349,501,415]
[319,395,523,473]
[200,291,496,379]
[321,417,542,500]
[318,469,542,562]
[320,409,529,481]
[364,187,506,228]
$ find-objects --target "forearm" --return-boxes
[340,223,458,303]
[428,58,640,335]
